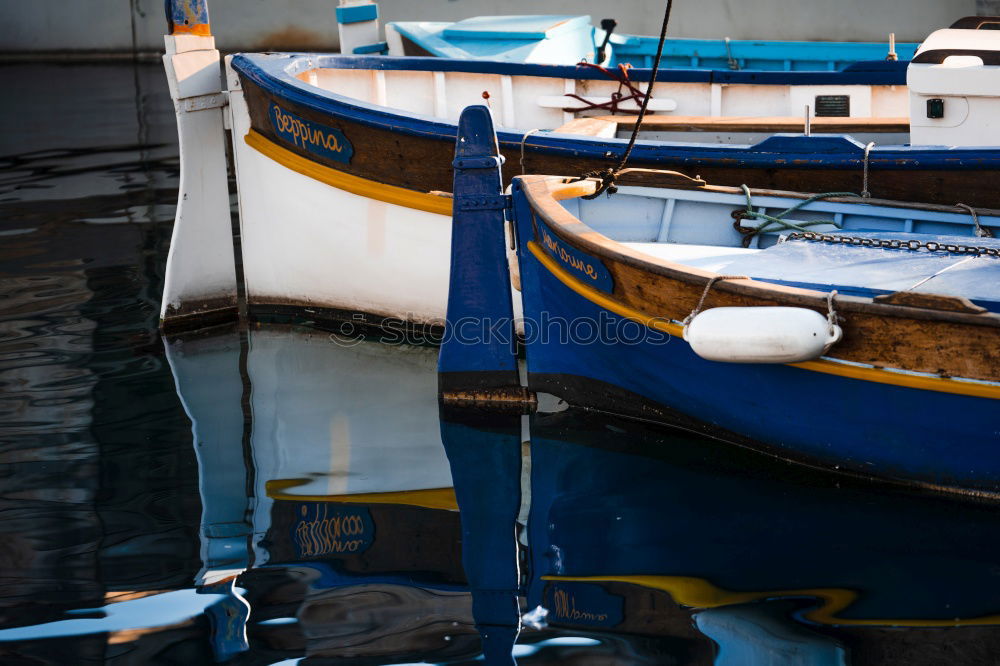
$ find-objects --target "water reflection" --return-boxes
[161,327,1000,662]
[3,60,1000,664]
[166,325,475,663]
[452,408,1000,663]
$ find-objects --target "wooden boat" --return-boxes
[440,105,1000,498]
[381,13,917,68]
[160,0,1000,333]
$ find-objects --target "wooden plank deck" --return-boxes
[596,115,910,133]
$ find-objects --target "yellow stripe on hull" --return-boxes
[245,130,454,216]
[543,575,1000,627]
[528,241,1000,400]
[266,479,458,511]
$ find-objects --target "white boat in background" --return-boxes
[160,0,1000,333]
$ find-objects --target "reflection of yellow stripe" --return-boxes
[245,130,453,216]
[266,479,458,511]
[543,575,1000,627]
[528,241,1000,400]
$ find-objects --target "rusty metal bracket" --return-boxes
[454,194,511,212]
[453,155,505,169]
[440,387,538,414]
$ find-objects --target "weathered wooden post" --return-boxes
[161,0,239,330]
[336,0,388,55]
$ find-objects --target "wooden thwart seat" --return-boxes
[597,115,910,133]
[554,117,618,137]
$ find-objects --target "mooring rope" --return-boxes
[733,185,859,247]
[564,62,648,115]
[571,0,674,200]
[955,202,994,238]
[520,128,542,175]
[681,275,751,327]
[862,141,875,198]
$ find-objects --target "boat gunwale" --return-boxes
[229,53,1000,169]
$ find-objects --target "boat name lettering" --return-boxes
[269,104,354,164]
[292,503,373,557]
[537,222,614,293]
[552,589,608,622]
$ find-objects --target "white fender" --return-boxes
[683,306,842,364]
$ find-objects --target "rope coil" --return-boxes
[733,185,859,247]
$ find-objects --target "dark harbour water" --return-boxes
[2,61,1000,665]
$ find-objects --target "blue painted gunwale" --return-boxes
[230,53,1000,175]
[610,35,919,71]
[507,180,1000,495]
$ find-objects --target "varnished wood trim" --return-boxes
[874,291,988,314]
[600,114,910,133]
[245,130,453,215]
[527,232,1000,399]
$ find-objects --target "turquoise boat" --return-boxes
[382,14,917,69]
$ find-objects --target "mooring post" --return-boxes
[438,105,524,401]
[160,0,240,330]
[337,0,388,55]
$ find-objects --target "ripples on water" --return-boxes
[1,62,999,665]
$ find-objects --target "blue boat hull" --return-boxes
[511,199,1000,496]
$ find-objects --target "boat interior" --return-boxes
[549,175,1000,311]
[282,55,910,143]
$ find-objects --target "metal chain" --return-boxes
[785,231,1000,257]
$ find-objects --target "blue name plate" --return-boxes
[536,218,614,293]
[269,103,354,164]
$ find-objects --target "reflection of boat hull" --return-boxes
[263,498,463,585]
[165,323,474,661]
[524,410,1000,627]
[440,405,1000,666]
